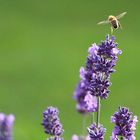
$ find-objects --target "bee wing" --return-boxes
[97,20,109,25]
[116,12,127,19]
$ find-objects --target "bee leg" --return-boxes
[111,26,114,35]
[119,21,122,29]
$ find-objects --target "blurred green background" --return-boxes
[0,0,140,139]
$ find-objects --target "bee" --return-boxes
[97,12,127,34]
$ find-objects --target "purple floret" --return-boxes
[110,107,138,140]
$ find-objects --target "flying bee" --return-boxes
[97,12,127,34]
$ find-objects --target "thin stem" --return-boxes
[96,97,100,127]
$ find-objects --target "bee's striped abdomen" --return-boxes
[111,20,118,29]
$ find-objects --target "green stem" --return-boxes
[96,97,100,127]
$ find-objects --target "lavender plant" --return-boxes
[72,35,138,140]
[0,35,138,140]
[73,35,121,137]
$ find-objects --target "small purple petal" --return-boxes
[84,93,97,112]
[112,48,122,55]
[88,43,98,55]
[131,116,138,130]
[111,116,116,123]
[80,67,86,79]
[111,36,115,41]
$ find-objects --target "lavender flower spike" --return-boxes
[0,113,15,140]
[87,35,122,99]
[42,106,64,139]
[87,123,106,140]
[111,107,138,140]
[74,35,121,113]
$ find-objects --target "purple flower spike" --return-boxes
[74,35,122,113]
[87,123,106,140]
[0,113,15,140]
[86,35,121,99]
[42,106,64,139]
[111,107,138,140]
